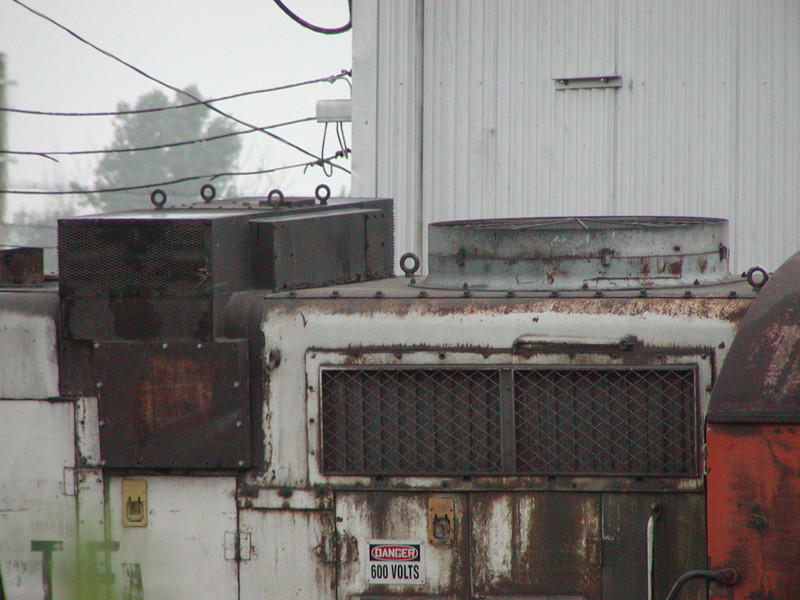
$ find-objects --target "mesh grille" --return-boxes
[59,220,211,296]
[320,367,697,477]
[515,369,696,476]
[321,369,502,474]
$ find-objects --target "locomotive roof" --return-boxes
[709,251,800,423]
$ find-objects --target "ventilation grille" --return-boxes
[59,220,211,296]
[514,369,696,475]
[321,369,502,474]
[320,367,697,477]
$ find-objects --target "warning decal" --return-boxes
[365,540,425,584]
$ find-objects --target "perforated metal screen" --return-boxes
[320,367,697,477]
[58,220,211,296]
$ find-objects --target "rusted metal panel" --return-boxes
[603,493,707,600]
[0,247,44,284]
[62,296,216,342]
[709,251,800,423]
[423,217,730,291]
[94,340,250,468]
[58,210,262,341]
[706,423,800,599]
[250,208,385,290]
[335,492,470,598]
[470,492,602,598]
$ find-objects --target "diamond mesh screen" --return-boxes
[515,369,697,476]
[58,220,211,297]
[320,367,697,477]
[321,369,502,475]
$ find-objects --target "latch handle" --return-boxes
[647,502,662,600]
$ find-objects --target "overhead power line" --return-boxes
[0,73,350,117]
[0,150,351,196]
[273,0,352,34]
[0,116,316,162]
[11,0,348,173]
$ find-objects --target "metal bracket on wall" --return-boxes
[555,76,622,90]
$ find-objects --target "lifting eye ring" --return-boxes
[150,189,167,209]
[746,266,769,291]
[400,252,421,276]
[315,183,331,205]
[267,188,285,206]
[200,184,216,203]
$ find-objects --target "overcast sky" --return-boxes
[0,0,352,221]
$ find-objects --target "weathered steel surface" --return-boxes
[603,493,707,600]
[470,492,602,598]
[94,341,250,468]
[335,492,470,598]
[422,216,730,290]
[707,423,800,599]
[0,291,59,399]
[708,251,800,422]
[249,208,388,290]
[0,247,44,284]
[239,507,336,600]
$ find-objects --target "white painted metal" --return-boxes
[352,0,800,272]
[336,493,463,597]
[258,293,740,491]
[107,476,238,600]
[0,309,58,399]
[0,401,76,600]
[239,509,336,600]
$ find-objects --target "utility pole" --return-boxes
[0,53,10,222]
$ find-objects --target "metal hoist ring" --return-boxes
[315,183,331,205]
[200,183,216,203]
[267,188,285,206]
[746,266,769,291]
[400,252,421,276]
[150,189,167,210]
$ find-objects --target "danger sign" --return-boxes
[366,540,425,584]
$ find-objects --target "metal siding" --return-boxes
[615,3,737,233]
[421,1,619,264]
[353,1,800,272]
[735,1,800,272]
[352,0,422,263]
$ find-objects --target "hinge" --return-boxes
[63,467,76,496]
[224,530,252,561]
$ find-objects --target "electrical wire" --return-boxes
[0,117,316,163]
[0,72,351,117]
[0,152,351,196]
[273,0,352,34]
[10,0,347,173]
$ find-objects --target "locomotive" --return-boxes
[0,187,796,600]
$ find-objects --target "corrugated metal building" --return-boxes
[351,1,800,272]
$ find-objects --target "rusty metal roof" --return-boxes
[708,251,800,423]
